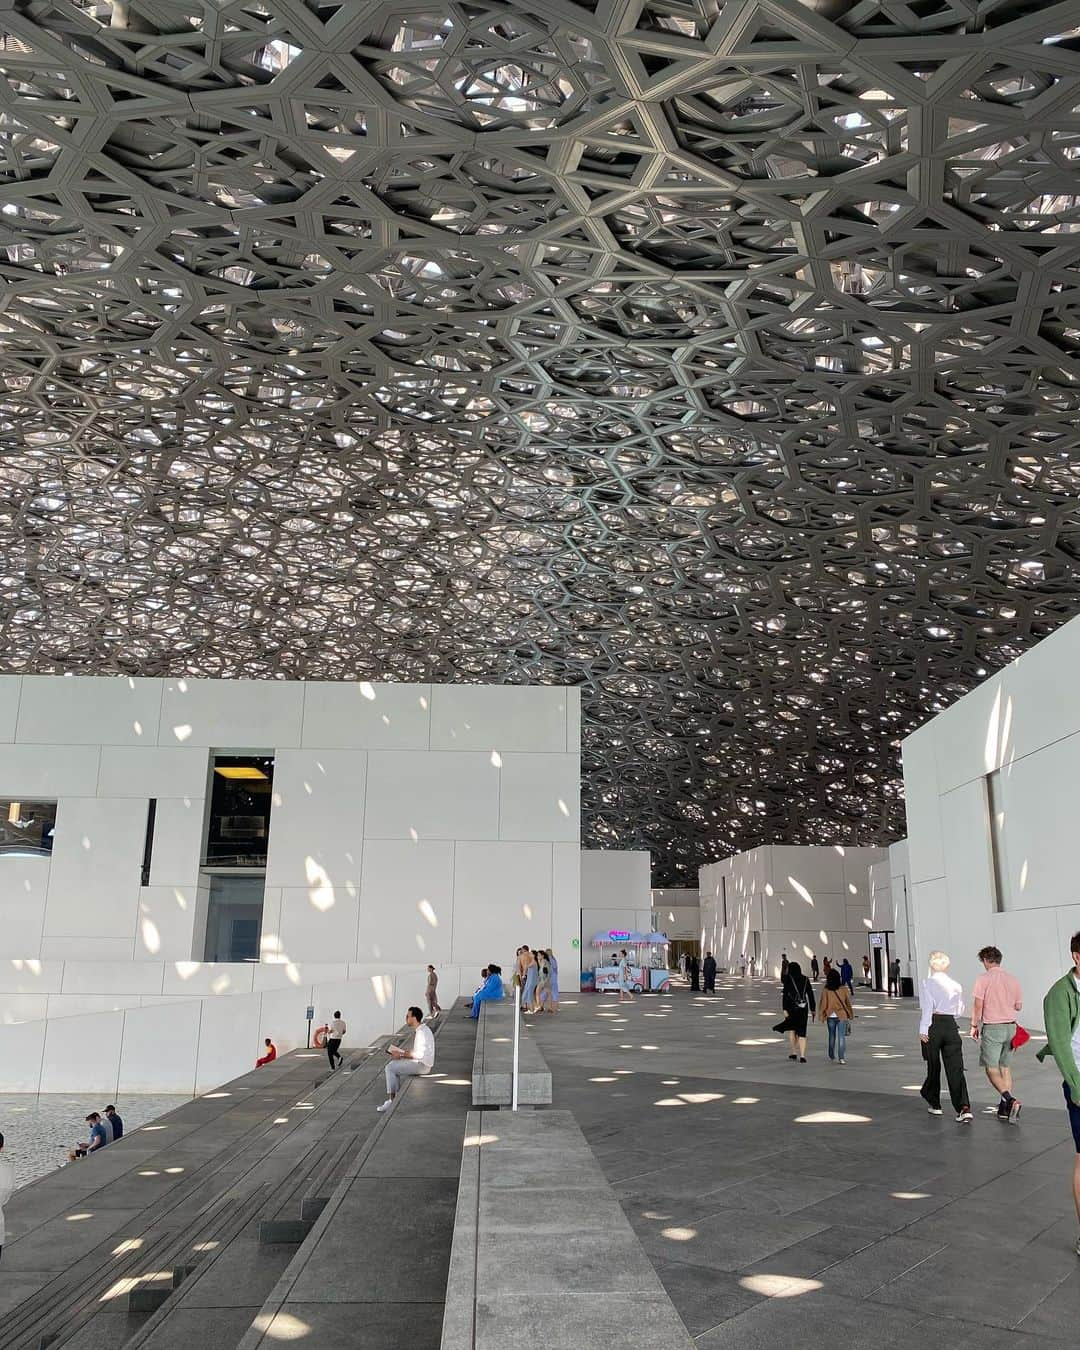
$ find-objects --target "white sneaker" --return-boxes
[927,1106,943,1116]
[376,1099,394,1113]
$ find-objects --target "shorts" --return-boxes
[978,1022,1016,1069]
[1064,1082,1080,1154]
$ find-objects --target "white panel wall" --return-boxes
[900,611,1080,1025]
[0,676,579,1091]
[580,849,653,972]
[699,844,887,979]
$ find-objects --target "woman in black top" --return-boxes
[781,961,815,1062]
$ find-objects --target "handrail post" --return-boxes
[512,983,520,1112]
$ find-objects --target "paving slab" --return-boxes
[527,978,1080,1347]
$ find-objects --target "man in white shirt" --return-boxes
[0,1130,15,1262]
[377,1007,435,1113]
[326,1010,346,1071]
[919,951,973,1123]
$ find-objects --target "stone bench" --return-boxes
[441,1110,694,1349]
[471,997,552,1107]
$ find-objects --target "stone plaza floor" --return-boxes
[529,975,1080,1347]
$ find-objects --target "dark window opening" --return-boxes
[202,874,266,963]
[203,755,274,868]
[1,800,57,857]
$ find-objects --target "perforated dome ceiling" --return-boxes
[2,0,1080,882]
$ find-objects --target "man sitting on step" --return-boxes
[377,1007,435,1113]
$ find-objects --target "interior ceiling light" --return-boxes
[213,767,270,781]
[0,2,1076,882]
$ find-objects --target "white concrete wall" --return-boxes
[580,849,653,951]
[0,677,580,1091]
[699,844,887,978]
[901,613,1080,1024]
[650,888,700,940]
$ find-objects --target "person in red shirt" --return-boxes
[256,1038,277,1068]
[970,946,1023,1122]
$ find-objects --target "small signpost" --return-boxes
[305,1005,315,1047]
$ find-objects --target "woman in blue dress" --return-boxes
[521,946,539,1012]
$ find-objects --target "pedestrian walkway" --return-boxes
[530,976,1080,1346]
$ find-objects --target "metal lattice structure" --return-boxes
[3,1,1080,882]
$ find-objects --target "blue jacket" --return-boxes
[479,972,504,1001]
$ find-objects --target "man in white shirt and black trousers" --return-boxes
[919,951,973,1123]
[378,1006,435,1112]
[326,1011,346,1071]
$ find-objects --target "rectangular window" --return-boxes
[0,800,56,857]
[203,755,274,868]
[720,875,728,929]
[202,874,267,963]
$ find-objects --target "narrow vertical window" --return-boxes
[141,798,157,887]
[721,874,728,929]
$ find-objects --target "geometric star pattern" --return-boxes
[3,0,1080,883]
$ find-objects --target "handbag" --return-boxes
[1011,1024,1030,1051]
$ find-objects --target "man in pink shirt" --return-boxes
[970,945,1023,1122]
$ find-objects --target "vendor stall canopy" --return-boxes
[2,0,1080,883]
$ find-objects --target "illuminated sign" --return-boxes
[607,930,631,941]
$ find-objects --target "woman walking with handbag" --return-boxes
[818,969,854,1063]
[781,961,815,1062]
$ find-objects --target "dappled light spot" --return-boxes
[795,1111,871,1124]
[305,856,334,910]
[589,1076,617,1083]
[660,1226,697,1241]
[254,1312,312,1341]
[741,1274,823,1297]
[464,1134,499,1147]
[892,1192,931,1200]
[66,1212,92,1221]
[679,1092,723,1104]
[654,1097,687,1107]
[113,1239,144,1254]
[733,1097,759,1105]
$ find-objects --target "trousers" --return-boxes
[385,1059,426,1095]
[921,1014,969,1112]
[827,1017,848,1060]
[326,1037,342,1070]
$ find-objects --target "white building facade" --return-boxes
[901,612,1080,1023]
[0,677,580,1093]
[699,844,888,980]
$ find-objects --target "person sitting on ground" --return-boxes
[68,1112,109,1161]
[256,1038,277,1068]
[469,964,504,1018]
[0,1131,13,1263]
[102,1104,124,1142]
[378,1006,435,1112]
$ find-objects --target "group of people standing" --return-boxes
[513,945,559,1013]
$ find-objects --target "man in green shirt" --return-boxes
[1036,929,1080,1258]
